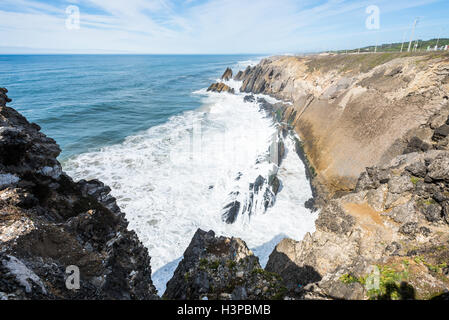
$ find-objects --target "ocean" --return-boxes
[0,55,317,294]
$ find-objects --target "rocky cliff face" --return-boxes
[232,53,449,300]
[266,150,449,300]
[238,53,449,197]
[0,88,158,300]
[164,229,286,300]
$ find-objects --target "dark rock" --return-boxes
[244,95,255,103]
[207,82,235,94]
[432,124,449,141]
[221,68,233,81]
[403,137,431,154]
[268,174,281,195]
[405,161,427,178]
[423,203,442,222]
[163,229,286,300]
[316,201,355,235]
[419,226,431,236]
[399,222,418,236]
[222,198,241,224]
[443,202,449,224]
[385,242,402,255]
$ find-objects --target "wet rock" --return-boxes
[221,68,233,81]
[207,82,235,94]
[244,95,255,103]
[163,229,286,300]
[222,198,241,224]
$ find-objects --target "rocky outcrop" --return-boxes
[221,68,233,81]
[163,229,286,300]
[237,53,449,197]
[207,82,235,94]
[266,150,449,300]
[0,90,158,300]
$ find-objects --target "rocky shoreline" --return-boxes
[0,88,158,299]
[2,52,449,300]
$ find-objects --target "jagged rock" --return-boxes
[207,82,235,94]
[0,92,158,300]
[244,94,255,103]
[422,203,443,222]
[427,155,449,181]
[406,160,427,178]
[264,149,449,300]
[388,175,414,194]
[432,124,449,141]
[163,229,286,300]
[221,68,233,81]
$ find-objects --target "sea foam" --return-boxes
[64,77,317,294]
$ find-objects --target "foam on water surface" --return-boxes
[64,77,317,295]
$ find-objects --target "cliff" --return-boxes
[0,88,158,300]
[238,52,449,198]
[234,53,449,300]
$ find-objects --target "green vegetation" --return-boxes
[366,264,412,300]
[410,176,422,185]
[339,273,365,285]
[307,50,449,75]
[335,38,449,54]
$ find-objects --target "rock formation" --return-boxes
[237,53,449,198]
[266,150,449,299]
[207,82,235,94]
[231,52,449,300]
[163,229,286,300]
[0,89,159,300]
[221,67,233,81]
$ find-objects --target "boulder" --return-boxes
[207,82,235,94]
[163,229,286,300]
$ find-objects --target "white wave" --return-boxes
[63,83,316,295]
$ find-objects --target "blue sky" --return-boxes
[0,0,448,54]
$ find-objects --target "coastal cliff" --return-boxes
[0,88,158,299]
[238,52,449,198]
[2,52,449,300]
[234,53,449,300]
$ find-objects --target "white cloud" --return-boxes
[0,0,445,53]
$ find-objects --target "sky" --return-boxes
[0,0,448,54]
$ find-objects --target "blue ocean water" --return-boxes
[0,54,258,160]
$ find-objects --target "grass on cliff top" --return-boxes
[305,51,449,74]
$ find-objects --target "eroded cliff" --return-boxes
[0,88,159,300]
[238,52,449,197]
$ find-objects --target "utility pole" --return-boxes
[400,31,406,52]
[408,18,419,52]
[435,28,442,50]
